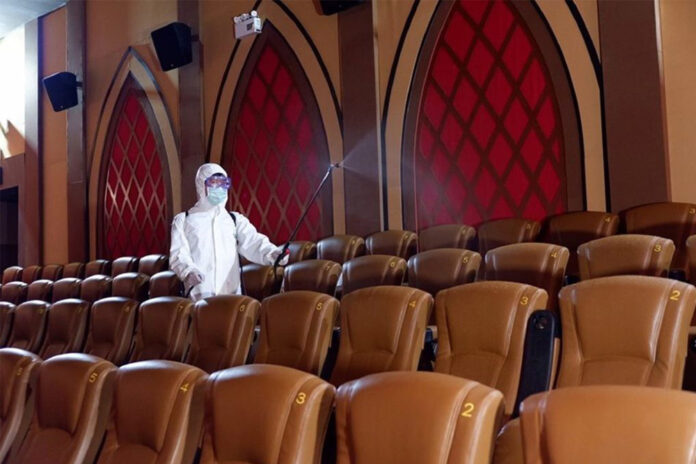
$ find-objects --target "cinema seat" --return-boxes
[418,224,476,251]
[577,234,675,280]
[52,278,82,303]
[330,286,432,386]
[40,264,63,281]
[38,299,90,359]
[341,255,408,296]
[85,259,111,277]
[200,364,335,464]
[62,262,85,279]
[6,301,49,353]
[2,266,22,285]
[1,282,28,305]
[26,279,53,302]
[366,230,418,259]
[335,371,504,464]
[20,265,42,284]
[283,260,342,295]
[317,235,366,264]
[148,271,184,298]
[0,348,40,461]
[83,297,138,365]
[111,272,149,302]
[254,291,339,375]
[129,297,192,362]
[477,218,541,256]
[185,295,260,373]
[435,282,548,417]
[519,386,696,464]
[137,254,168,276]
[0,303,13,346]
[79,275,112,303]
[242,264,283,301]
[95,361,206,464]
[110,256,138,276]
[687,235,696,285]
[287,240,317,264]
[407,249,481,296]
[9,354,116,464]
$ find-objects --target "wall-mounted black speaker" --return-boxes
[151,22,193,71]
[316,0,364,15]
[43,72,80,112]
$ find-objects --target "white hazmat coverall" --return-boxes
[170,163,284,301]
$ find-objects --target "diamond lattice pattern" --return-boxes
[223,39,330,244]
[103,87,169,259]
[413,0,566,229]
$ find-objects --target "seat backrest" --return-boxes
[687,235,696,285]
[7,301,49,353]
[335,371,504,464]
[51,278,82,303]
[129,297,192,363]
[200,364,335,464]
[330,286,432,386]
[1,282,28,305]
[1,267,22,285]
[316,235,366,264]
[96,360,206,464]
[26,280,53,302]
[137,254,168,276]
[85,260,111,278]
[435,282,548,417]
[79,275,112,303]
[520,386,696,464]
[83,297,138,366]
[578,234,675,280]
[477,218,541,256]
[0,303,14,347]
[365,230,418,259]
[111,256,139,276]
[185,295,260,373]
[419,224,476,251]
[0,348,40,461]
[148,270,184,298]
[543,211,619,276]
[623,202,696,271]
[407,249,481,296]
[62,262,85,279]
[40,264,63,281]
[283,260,342,295]
[11,354,116,464]
[20,265,42,284]
[111,272,150,302]
[557,276,696,389]
[341,255,408,296]
[287,241,317,264]
[484,243,568,312]
[255,291,339,375]
[39,299,90,359]
[242,264,283,301]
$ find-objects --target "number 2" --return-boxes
[461,403,475,418]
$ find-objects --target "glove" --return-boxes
[184,270,204,290]
[270,247,290,266]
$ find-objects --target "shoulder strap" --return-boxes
[229,211,237,225]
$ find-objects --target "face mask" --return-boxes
[207,186,228,206]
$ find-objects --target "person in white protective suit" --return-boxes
[170,163,288,301]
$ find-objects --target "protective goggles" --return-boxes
[204,175,232,190]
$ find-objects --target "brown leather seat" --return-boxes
[129,297,192,363]
[365,230,418,259]
[519,386,696,464]
[687,235,696,285]
[96,360,206,464]
[623,201,696,271]
[148,271,184,298]
[287,240,317,264]
[137,254,168,276]
[62,262,85,279]
[38,299,90,359]
[330,286,432,386]
[79,275,112,303]
[1,282,28,305]
[317,235,366,264]
[335,371,504,464]
[407,249,481,296]
[83,297,138,365]
[254,291,339,375]
[477,218,541,256]
[1,266,22,285]
[484,243,568,312]
[435,282,548,417]
[0,348,41,461]
[341,255,408,296]
[419,224,477,251]
[20,265,42,284]
[185,295,260,373]
[52,278,82,303]
[111,256,139,276]
[578,234,675,280]
[85,259,111,277]
[543,211,620,277]
[242,264,283,301]
[40,264,63,281]
[26,279,53,302]
[6,301,49,353]
[111,272,149,302]
[9,354,116,464]
[0,303,13,346]
[283,260,342,295]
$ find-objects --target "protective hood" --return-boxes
[189,163,228,214]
